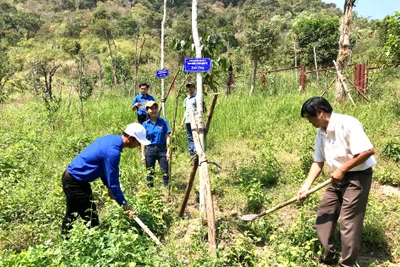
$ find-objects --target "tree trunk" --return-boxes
[160,0,167,119]
[105,33,118,89]
[250,54,257,95]
[293,38,298,81]
[134,33,146,95]
[192,0,206,217]
[313,46,319,80]
[335,0,354,103]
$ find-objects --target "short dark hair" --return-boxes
[139,83,149,88]
[122,132,136,141]
[300,97,333,118]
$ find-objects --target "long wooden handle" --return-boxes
[257,178,331,218]
[133,217,162,246]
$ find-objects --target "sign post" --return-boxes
[184,58,212,73]
[156,69,169,79]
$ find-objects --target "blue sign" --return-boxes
[156,69,169,78]
[184,58,212,72]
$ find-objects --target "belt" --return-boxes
[347,167,372,175]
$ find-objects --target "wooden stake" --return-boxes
[333,60,355,106]
[189,108,217,254]
[178,157,199,217]
[321,77,337,97]
[205,93,218,136]
[178,92,217,215]
[347,78,370,101]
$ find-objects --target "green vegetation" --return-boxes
[0,0,400,266]
[1,72,400,265]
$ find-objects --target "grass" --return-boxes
[0,68,400,266]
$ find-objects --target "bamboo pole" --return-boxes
[346,78,370,101]
[179,92,218,215]
[321,77,337,97]
[205,93,218,136]
[189,108,216,254]
[178,157,199,217]
[158,68,182,114]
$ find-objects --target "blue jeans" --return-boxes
[145,145,169,187]
[185,123,196,155]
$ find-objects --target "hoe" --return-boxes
[239,178,331,222]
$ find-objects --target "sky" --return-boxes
[323,0,400,20]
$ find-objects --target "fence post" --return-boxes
[354,64,359,91]
[300,66,306,91]
[365,65,369,93]
[354,64,366,95]
[360,64,365,94]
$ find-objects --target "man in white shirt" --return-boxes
[297,97,376,267]
[180,82,197,156]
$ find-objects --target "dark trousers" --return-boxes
[61,171,99,235]
[138,114,148,124]
[185,123,196,155]
[145,145,169,187]
[316,168,372,267]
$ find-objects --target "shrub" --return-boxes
[382,140,400,162]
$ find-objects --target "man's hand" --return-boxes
[297,185,311,200]
[179,123,184,129]
[331,168,345,181]
[132,103,141,111]
[141,155,146,164]
[166,151,170,162]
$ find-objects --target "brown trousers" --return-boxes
[316,168,372,267]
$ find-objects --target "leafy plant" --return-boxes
[382,140,400,162]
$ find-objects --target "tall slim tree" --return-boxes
[245,20,279,95]
[160,0,167,118]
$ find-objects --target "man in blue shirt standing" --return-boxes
[141,101,171,187]
[131,83,156,124]
[61,123,151,235]
[180,82,197,156]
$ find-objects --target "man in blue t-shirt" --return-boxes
[141,101,171,187]
[61,123,151,235]
[131,83,156,124]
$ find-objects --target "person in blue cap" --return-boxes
[131,83,156,124]
[61,123,151,235]
[180,82,197,156]
[141,101,171,187]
